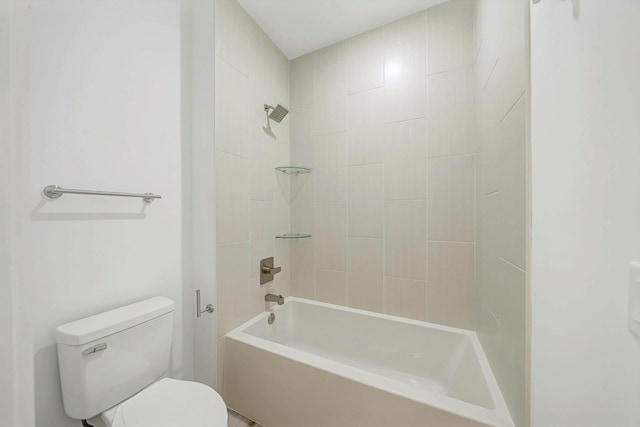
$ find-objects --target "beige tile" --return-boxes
[247,276,267,319]
[315,202,347,271]
[274,238,291,298]
[427,67,475,158]
[348,164,384,238]
[384,118,427,200]
[313,41,347,69]
[316,269,347,306]
[313,132,347,202]
[498,96,526,270]
[346,27,384,94]
[494,259,527,427]
[427,242,475,329]
[383,277,426,321]
[216,150,249,244]
[249,129,274,202]
[250,201,274,279]
[215,58,249,158]
[291,172,315,234]
[479,127,501,196]
[427,0,475,74]
[216,337,225,394]
[476,192,501,253]
[383,11,426,48]
[291,53,314,108]
[428,155,475,242]
[346,88,385,166]
[215,0,249,76]
[291,238,316,299]
[313,62,347,135]
[384,39,426,123]
[290,106,314,167]
[216,242,250,338]
[348,238,383,312]
[384,200,427,281]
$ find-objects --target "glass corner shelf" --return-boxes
[275,166,312,175]
[276,233,312,239]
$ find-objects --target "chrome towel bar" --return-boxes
[43,185,162,203]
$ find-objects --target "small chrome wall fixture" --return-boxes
[196,290,214,317]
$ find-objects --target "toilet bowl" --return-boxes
[101,378,227,427]
[55,297,227,426]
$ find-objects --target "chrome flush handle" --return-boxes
[82,343,107,356]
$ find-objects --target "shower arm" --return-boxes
[264,104,273,128]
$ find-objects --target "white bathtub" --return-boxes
[223,297,514,427]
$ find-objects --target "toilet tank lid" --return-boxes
[55,297,175,346]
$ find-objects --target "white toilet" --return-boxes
[55,296,227,427]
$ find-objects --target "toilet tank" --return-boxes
[55,297,175,420]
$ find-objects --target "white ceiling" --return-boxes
[236,0,449,59]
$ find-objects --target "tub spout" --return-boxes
[265,293,284,305]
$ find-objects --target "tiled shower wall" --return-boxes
[214,0,291,390]
[473,0,528,425]
[289,1,477,329]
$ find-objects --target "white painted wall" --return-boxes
[30,1,188,426]
[182,0,218,388]
[0,1,34,426]
[531,0,640,425]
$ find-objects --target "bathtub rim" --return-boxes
[224,296,515,427]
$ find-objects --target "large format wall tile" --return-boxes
[315,202,347,271]
[291,54,314,108]
[348,164,384,238]
[288,6,485,335]
[383,11,426,49]
[346,88,385,166]
[314,132,347,202]
[290,105,314,167]
[384,39,426,123]
[347,28,384,94]
[384,200,427,281]
[250,201,274,279]
[499,96,526,270]
[215,0,290,348]
[427,0,474,75]
[215,58,249,158]
[291,238,316,299]
[215,0,249,76]
[316,268,347,306]
[427,66,475,158]
[216,150,250,244]
[383,277,427,321]
[428,155,475,242]
[313,62,347,135]
[217,242,250,338]
[427,242,475,329]
[348,238,384,312]
[384,118,427,200]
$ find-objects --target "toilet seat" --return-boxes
[101,378,227,427]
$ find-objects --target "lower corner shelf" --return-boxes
[276,233,312,239]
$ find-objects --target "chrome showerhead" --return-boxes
[264,104,289,123]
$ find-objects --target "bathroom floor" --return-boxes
[228,409,262,427]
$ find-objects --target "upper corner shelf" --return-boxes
[275,166,312,175]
